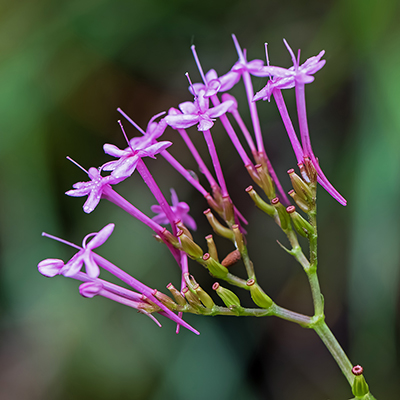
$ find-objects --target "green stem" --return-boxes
[306,268,324,317]
[313,320,354,386]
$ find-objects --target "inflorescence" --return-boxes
[39,35,346,335]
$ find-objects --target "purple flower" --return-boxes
[151,189,197,231]
[253,76,295,102]
[103,118,172,179]
[60,223,115,278]
[165,88,234,131]
[66,167,124,213]
[191,69,241,96]
[255,39,326,98]
[38,258,64,277]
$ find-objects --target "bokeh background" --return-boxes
[1,0,399,399]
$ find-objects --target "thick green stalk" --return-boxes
[313,320,354,386]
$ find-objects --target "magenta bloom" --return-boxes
[103,118,171,179]
[191,69,241,96]
[60,223,115,278]
[66,167,125,213]
[151,189,197,231]
[164,88,234,132]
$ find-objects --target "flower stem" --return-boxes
[313,320,354,386]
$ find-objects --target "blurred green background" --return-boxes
[1,0,399,399]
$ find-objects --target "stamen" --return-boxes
[231,34,245,62]
[297,49,301,66]
[118,120,135,153]
[283,39,297,67]
[185,72,197,98]
[191,45,207,84]
[66,156,88,174]
[117,108,146,135]
[264,43,270,67]
[42,232,81,250]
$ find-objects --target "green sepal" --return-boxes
[352,374,369,398]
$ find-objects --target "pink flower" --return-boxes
[151,189,197,231]
[103,117,171,179]
[60,223,115,278]
[66,167,125,213]
[164,88,234,132]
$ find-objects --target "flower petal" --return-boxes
[87,223,115,250]
[38,258,64,277]
[164,114,200,130]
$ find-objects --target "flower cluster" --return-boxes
[39,35,346,335]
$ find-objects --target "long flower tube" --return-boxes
[231,34,289,205]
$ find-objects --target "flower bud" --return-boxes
[38,258,64,277]
[351,365,369,398]
[246,279,273,309]
[182,286,203,309]
[255,164,275,199]
[203,209,235,241]
[221,250,241,267]
[288,190,310,213]
[166,283,187,306]
[287,168,313,202]
[202,253,229,279]
[153,290,178,310]
[286,206,315,238]
[212,282,241,308]
[79,282,103,298]
[245,186,276,217]
[176,220,193,240]
[193,284,215,309]
[205,234,219,262]
[245,164,262,186]
[232,224,245,253]
[161,228,180,247]
[271,197,291,230]
[177,230,204,259]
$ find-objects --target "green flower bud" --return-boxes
[232,224,245,253]
[153,290,177,310]
[246,186,276,217]
[255,163,275,199]
[177,230,204,259]
[182,286,203,310]
[205,234,219,262]
[166,283,187,306]
[246,279,273,309]
[245,163,262,186]
[176,220,193,240]
[202,253,229,279]
[288,190,310,213]
[193,284,215,309]
[212,282,241,308]
[271,197,291,230]
[160,228,180,247]
[351,365,369,398]
[287,168,313,202]
[203,209,235,241]
[286,206,315,238]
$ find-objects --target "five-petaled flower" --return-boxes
[165,88,234,132]
[60,223,115,278]
[151,189,197,231]
[103,118,172,179]
[66,167,124,213]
